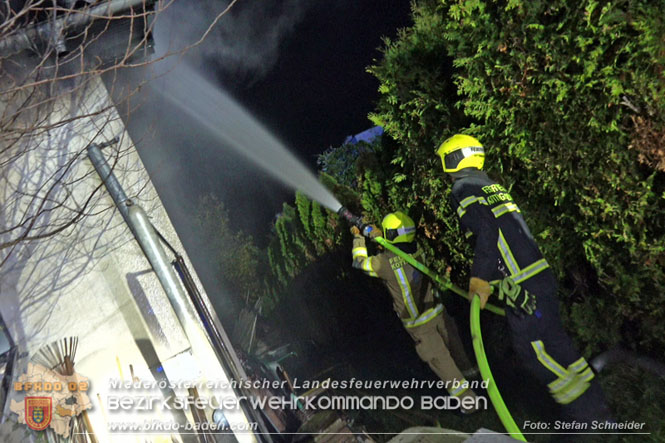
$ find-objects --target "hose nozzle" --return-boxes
[338,206,377,237]
[337,206,363,228]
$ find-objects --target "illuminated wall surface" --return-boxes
[0,75,254,443]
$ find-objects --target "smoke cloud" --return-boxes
[155,0,313,84]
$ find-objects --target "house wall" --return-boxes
[0,74,254,442]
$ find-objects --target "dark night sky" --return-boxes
[104,2,413,303]
[122,0,413,239]
[109,0,412,315]
[218,1,412,165]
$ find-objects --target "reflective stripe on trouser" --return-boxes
[403,304,443,328]
[531,341,594,405]
[504,281,611,422]
[449,381,470,397]
[407,314,475,398]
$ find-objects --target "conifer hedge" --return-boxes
[367,0,665,355]
[257,0,665,432]
[265,0,665,354]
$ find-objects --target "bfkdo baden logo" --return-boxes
[11,362,92,436]
[24,397,52,431]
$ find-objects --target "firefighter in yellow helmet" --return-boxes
[435,134,612,423]
[351,211,481,411]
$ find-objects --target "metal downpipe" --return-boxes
[88,144,260,442]
[88,142,200,332]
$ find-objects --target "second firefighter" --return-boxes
[351,211,480,410]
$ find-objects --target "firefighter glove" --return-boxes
[495,277,537,315]
[366,224,382,238]
[350,226,361,236]
[469,277,492,309]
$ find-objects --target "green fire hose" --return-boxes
[470,295,525,441]
[372,235,524,438]
[339,208,520,437]
[373,236,505,316]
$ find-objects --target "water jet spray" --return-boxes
[152,64,343,214]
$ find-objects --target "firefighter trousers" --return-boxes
[406,311,476,398]
[506,281,612,423]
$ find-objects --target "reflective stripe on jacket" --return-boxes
[450,171,550,285]
[352,235,442,328]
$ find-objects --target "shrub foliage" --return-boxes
[266,0,664,356]
[262,0,665,355]
[207,1,665,431]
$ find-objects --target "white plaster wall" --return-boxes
[0,75,253,442]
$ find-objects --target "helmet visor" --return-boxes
[444,149,466,171]
[444,146,484,171]
[384,226,415,242]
